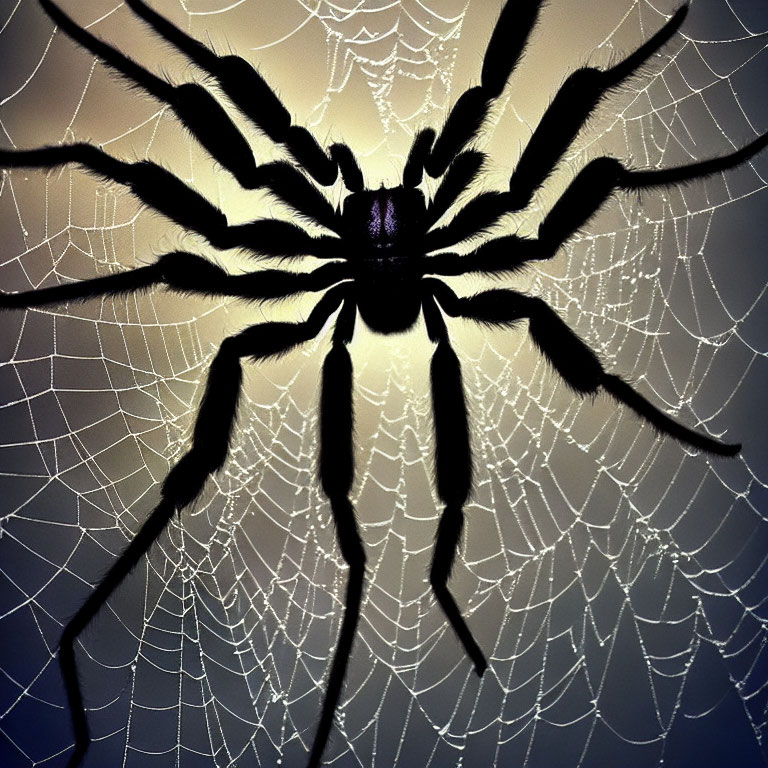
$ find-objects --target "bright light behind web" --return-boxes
[0,1,767,767]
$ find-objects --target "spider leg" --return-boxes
[60,284,347,768]
[420,236,531,279]
[309,298,364,768]
[424,189,515,252]
[428,279,740,456]
[39,0,260,189]
[329,144,365,193]
[0,253,349,308]
[506,5,689,210]
[251,161,340,233]
[405,0,545,181]
[0,145,340,256]
[421,290,487,676]
[123,0,362,188]
[424,150,486,228]
[414,5,687,202]
[403,128,436,188]
[424,127,768,262]
[535,138,768,258]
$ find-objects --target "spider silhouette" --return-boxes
[1,1,765,766]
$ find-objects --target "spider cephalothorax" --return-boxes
[1,1,765,767]
[342,186,428,332]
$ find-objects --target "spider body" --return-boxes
[0,2,766,767]
[343,186,427,332]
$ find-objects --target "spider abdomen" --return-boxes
[356,270,422,334]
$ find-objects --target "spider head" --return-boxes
[341,187,425,253]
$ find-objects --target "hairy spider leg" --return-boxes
[423,126,768,267]
[0,236,353,767]
[45,0,354,227]
[422,292,487,676]
[403,129,436,189]
[407,2,686,204]
[58,500,176,768]
[248,161,344,232]
[311,298,366,768]
[534,136,768,259]
[422,4,694,254]
[0,253,350,308]
[424,185,516,252]
[122,0,363,189]
[52,286,347,768]
[422,3,692,247]
[0,146,341,256]
[39,0,259,188]
[404,0,545,185]
[423,150,487,229]
[428,280,740,457]
[416,5,691,251]
[504,4,690,211]
[19,1,354,231]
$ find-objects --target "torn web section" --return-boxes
[0,2,767,768]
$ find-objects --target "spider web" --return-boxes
[0,1,767,766]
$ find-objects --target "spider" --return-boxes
[0,1,765,766]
